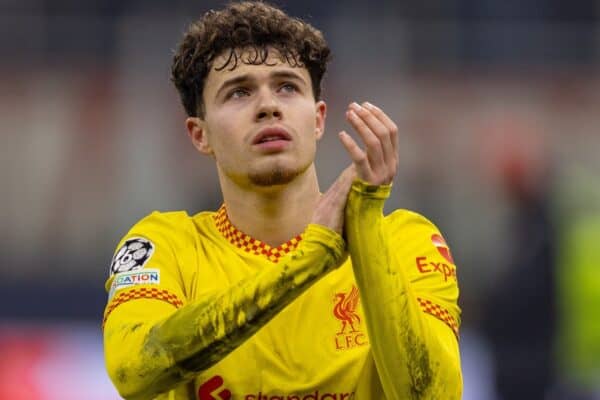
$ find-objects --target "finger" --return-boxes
[327,164,356,196]
[314,165,354,234]
[346,105,384,172]
[338,164,357,183]
[317,164,356,232]
[358,101,395,168]
[335,165,357,198]
[363,102,399,157]
[338,131,371,181]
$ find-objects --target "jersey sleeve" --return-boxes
[387,209,461,339]
[103,211,191,331]
[103,212,347,400]
[103,211,194,399]
[345,180,462,399]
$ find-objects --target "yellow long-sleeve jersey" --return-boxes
[103,182,462,400]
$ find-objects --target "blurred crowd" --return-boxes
[1,0,600,398]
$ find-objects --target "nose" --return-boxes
[255,89,282,121]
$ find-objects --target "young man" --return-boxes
[103,2,462,399]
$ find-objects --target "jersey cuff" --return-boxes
[350,179,392,200]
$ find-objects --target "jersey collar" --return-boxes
[213,204,302,263]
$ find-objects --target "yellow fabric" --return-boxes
[346,180,462,399]
[103,184,461,399]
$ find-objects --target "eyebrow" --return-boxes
[215,70,307,98]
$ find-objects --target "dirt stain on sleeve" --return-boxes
[405,327,434,399]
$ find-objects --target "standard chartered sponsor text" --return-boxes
[244,390,355,400]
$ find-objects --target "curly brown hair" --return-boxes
[171,1,331,118]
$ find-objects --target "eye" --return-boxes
[279,82,298,94]
[228,87,250,99]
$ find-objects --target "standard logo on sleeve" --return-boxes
[110,237,154,276]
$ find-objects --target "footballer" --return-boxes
[103,2,462,399]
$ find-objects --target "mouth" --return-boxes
[252,127,292,145]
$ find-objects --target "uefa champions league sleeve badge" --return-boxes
[110,237,155,276]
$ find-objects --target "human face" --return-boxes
[187,50,326,187]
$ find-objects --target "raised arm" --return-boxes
[339,102,462,399]
[346,182,462,399]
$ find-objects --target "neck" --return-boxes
[218,165,321,247]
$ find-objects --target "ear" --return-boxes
[186,117,213,155]
[315,100,327,141]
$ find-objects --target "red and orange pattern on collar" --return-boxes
[213,205,302,263]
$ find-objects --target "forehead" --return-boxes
[205,48,311,89]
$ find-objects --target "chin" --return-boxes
[247,160,311,187]
[248,167,300,186]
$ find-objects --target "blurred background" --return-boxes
[1,0,600,398]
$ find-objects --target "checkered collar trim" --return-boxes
[213,204,303,263]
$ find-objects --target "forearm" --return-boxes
[345,181,461,399]
[104,224,345,400]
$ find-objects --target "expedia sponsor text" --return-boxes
[415,256,456,281]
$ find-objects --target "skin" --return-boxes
[185,47,399,247]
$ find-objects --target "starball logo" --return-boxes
[332,285,367,350]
